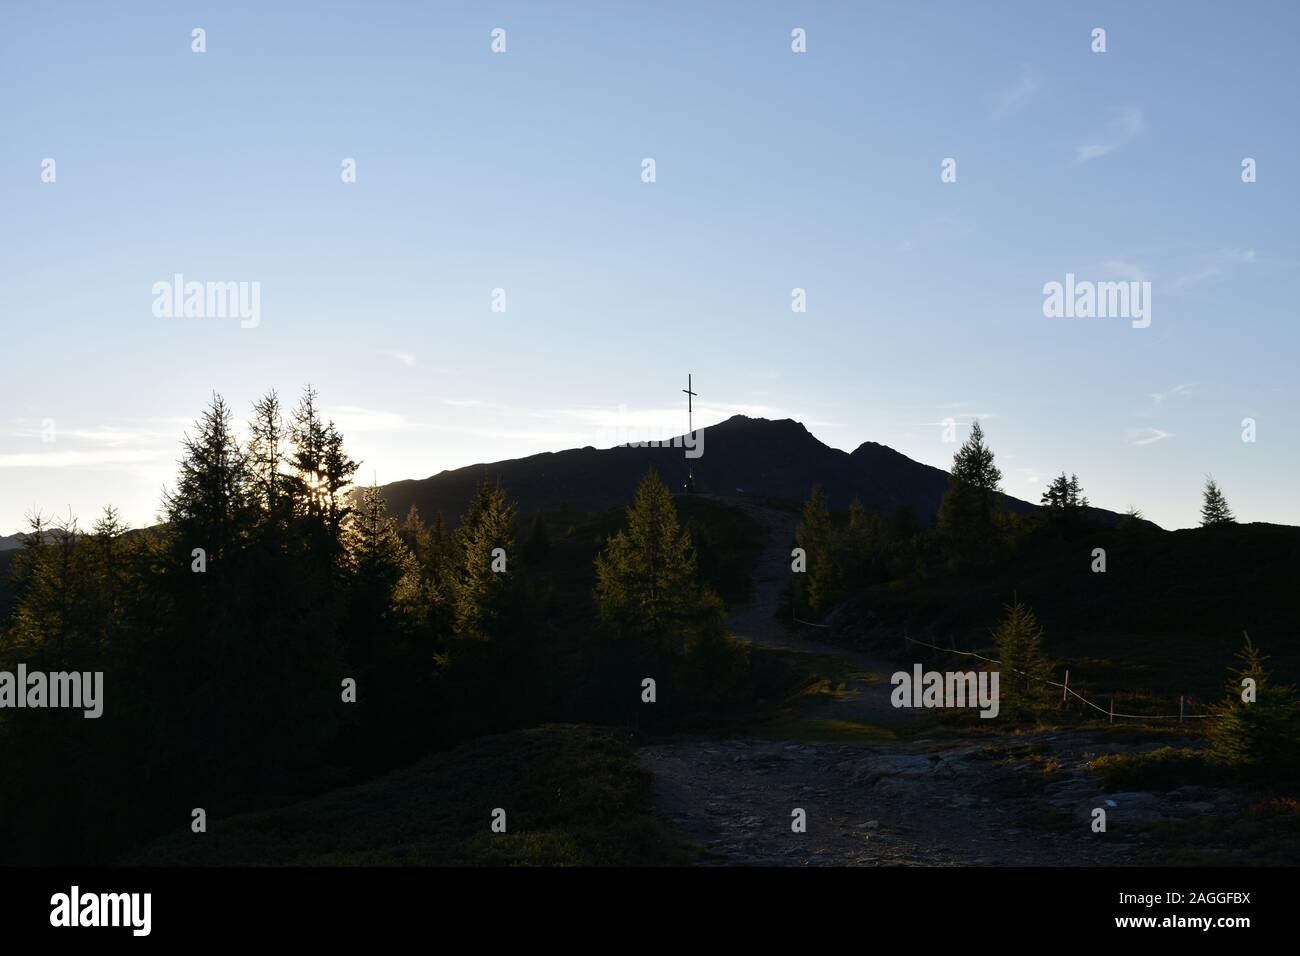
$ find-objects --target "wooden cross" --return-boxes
[683,373,698,434]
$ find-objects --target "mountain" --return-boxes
[376,415,1128,526]
[0,534,25,552]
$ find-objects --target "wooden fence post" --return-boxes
[1179,695,1184,725]
[1062,669,1069,707]
[1109,698,1114,724]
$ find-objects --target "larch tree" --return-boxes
[990,598,1053,720]
[452,478,518,641]
[595,470,723,648]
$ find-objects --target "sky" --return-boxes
[2,0,1297,532]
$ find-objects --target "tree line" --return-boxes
[0,389,743,864]
[789,419,1295,768]
[794,419,1242,614]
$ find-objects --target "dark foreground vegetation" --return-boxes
[126,724,691,866]
[0,389,764,865]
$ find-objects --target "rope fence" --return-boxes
[791,614,832,629]
[900,634,1218,721]
[786,610,1222,722]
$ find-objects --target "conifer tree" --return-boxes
[452,479,518,641]
[1207,633,1300,771]
[523,513,550,564]
[796,484,843,611]
[321,423,360,549]
[163,392,252,563]
[1040,473,1089,527]
[289,385,328,519]
[990,598,1053,720]
[348,484,421,618]
[1200,477,1236,526]
[595,470,723,646]
[247,390,286,517]
[844,497,884,585]
[938,421,1004,565]
[398,504,433,565]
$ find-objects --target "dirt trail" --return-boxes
[641,496,1136,866]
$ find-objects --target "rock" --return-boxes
[849,753,936,786]
[1105,792,1171,822]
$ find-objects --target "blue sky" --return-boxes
[2,0,1297,532]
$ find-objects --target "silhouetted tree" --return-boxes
[938,421,1004,565]
[288,385,328,520]
[796,484,843,611]
[163,393,253,565]
[247,390,287,519]
[1200,477,1236,526]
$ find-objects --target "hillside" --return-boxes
[126,724,689,866]
[376,415,1128,527]
[831,520,1300,699]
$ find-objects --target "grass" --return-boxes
[1136,797,1300,865]
[124,724,695,866]
[720,644,931,743]
[1086,747,1228,791]
[774,718,898,743]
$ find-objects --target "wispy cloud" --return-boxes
[1125,426,1172,446]
[991,65,1041,119]
[1133,383,1195,419]
[377,349,416,367]
[1169,247,1258,293]
[0,449,165,468]
[0,418,185,472]
[1150,383,1196,406]
[323,404,586,445]
[1094,243,1269,301]
[1075,106,1144,163]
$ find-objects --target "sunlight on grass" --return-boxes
[776,718,897,743]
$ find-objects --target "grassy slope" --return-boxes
[126,724,693,866]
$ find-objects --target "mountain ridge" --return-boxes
[376,414,1134,528]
